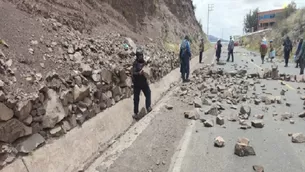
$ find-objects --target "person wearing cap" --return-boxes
[132,47,152,119]
[179,35,192,82]
[227,36,235,62]
[295,37,303,68]
[269,40,275,62]
[283,36,293,67]
[260,37,268,64]
[199,38,204,63]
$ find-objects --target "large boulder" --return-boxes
[16,133,45,153]
[0,103,14,122]
[42,89,66,128]
[0,118,32,143]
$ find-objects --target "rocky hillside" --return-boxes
[242,8,305,56]
[0,0,206,169]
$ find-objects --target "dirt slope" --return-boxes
[0,0,205,169]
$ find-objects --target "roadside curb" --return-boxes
[3,49,214,172]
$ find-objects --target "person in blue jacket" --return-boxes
[179,35,192,82]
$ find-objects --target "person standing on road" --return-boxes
[227,36,235,62]
[216,39,222,63]
[295,37,303,68]
[199,38,204,63]
[260,38,268,64]
[269,40,275,62]
[298,39,305,74]
[132,47,152,119]
[283,36,293,67]
[179,35,192,82]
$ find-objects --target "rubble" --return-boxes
[16,133,45,153]
[234,138,256,157]
[0,103,14,122]
[216,115,225,125]
[253,165,264,172]
[291,133,305,143]
[251,120,264,128]
[214,136,225,147]
[165,104,173,110]
[0,119,32,143]
[203,119,214,127]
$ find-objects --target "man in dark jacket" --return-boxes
[132,47,152,119]
[180,35,192,82]
[199,38,204,63]
[227,36,235,62]
[283,36,293,67]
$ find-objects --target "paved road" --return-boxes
[86,47,305,172]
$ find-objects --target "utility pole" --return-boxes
[207,4,214,37]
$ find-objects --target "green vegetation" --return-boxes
[244,8,259,33]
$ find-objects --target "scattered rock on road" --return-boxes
[203,119,214,127]
[292,133,305,143]
[299,111,305,118]
[234,137,256,157]
[240,105,251,115]
[290,119,295,124]
[193,98,202,108]
[16,133,45,153]
[254,114,264,119]
[251,120,264,128]
[165,104,173,110]
[216,115,224,125]
[253,165,264,172]
[214,136,225,147]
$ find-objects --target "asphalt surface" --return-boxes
[86,47,305,172]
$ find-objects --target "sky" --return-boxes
[193,0,305,39]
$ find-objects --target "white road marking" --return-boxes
[168,120,195,172]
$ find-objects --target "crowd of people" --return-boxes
[131,34,305,119]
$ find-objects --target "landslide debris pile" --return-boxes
[0,0,203,168]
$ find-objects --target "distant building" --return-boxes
[257,9,283,30]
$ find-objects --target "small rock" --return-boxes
[253,165,264,172]
[234,142,256,157]
[280,89,285,95]
[193,98,202,108]
[165,104,173,110]
[240,105,251,115]
[286,102,291,107]
[290,119,295,124]
[23,115,33,125]
[203,119,214,127]
[17,133,45,153]
[216,115,224,125]
[40,63,45,68]
[207,105,218,116]
[254,114,264,119]
[251,120,264,128]
[291,133,305,143]
[230,105,237,110]
[49,126,64,137]
[214,136,225,147]
[202,98,212,105]
[298,111,305,118]
[254,99,261,105]
[288,133,293,136]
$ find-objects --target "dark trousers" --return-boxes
[199,51,203,63]
[133,84,151,114]
[300,59,305,75]
[227,50,234,62]
[261,55,265,63]
[284,51,290,65]
[180,57,190,81]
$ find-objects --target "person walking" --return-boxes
[179,35,192,82]
[132,47,152,119]
[260,38,268,64]
[298,40,305,74]
[269,40,275,62]
[216,39,222,63]
[199,38,204,63]
[227,36,235,62]
[283,36,293,67]
[295,37,303,68]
